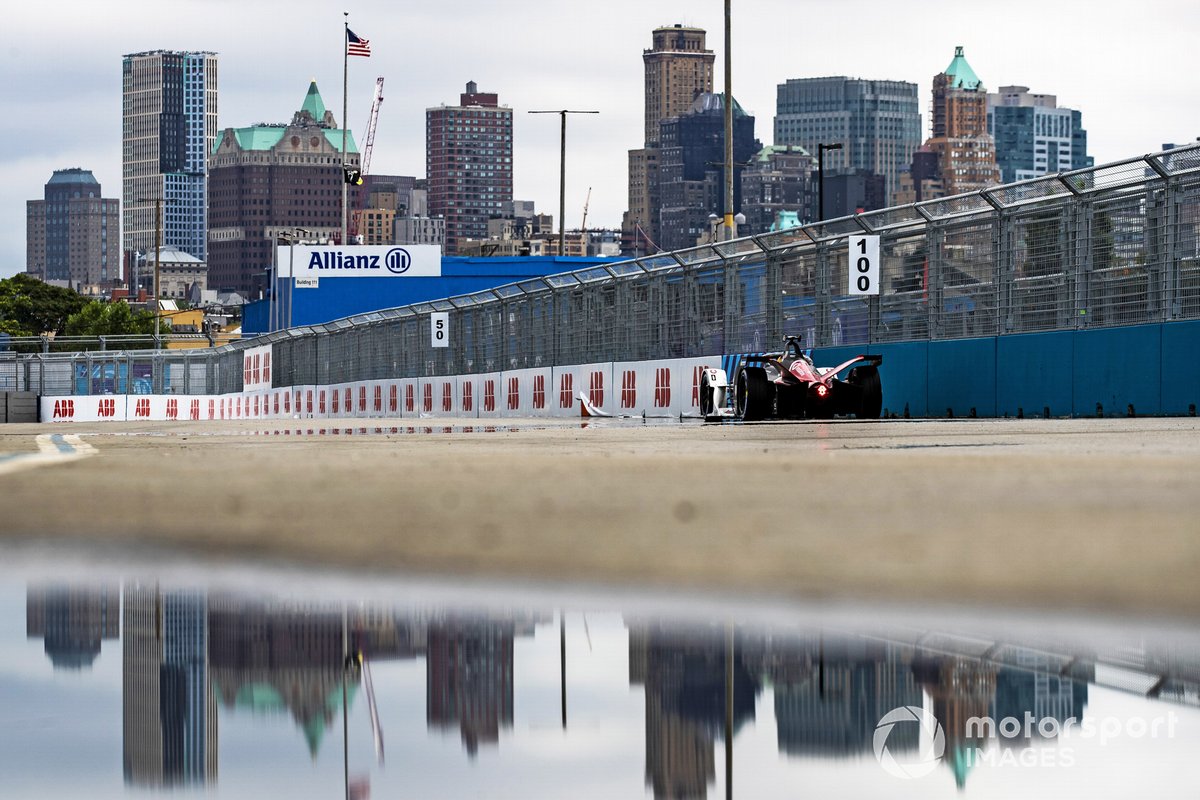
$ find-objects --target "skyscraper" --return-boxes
[426,82,513,255]
[988,86,1092,184]
[122,51,218,267]
[773,77,921,202]
[208,82,359,295]
[656,93,760,252]
[922,47,999,196]
[623,25,715,254]
[26,169,120,287]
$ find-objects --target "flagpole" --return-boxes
[342,11,349,247]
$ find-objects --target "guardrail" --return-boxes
[9,142,1200,397]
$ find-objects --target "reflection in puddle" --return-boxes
[9,580,1200,799]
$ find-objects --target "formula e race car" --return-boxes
[699,336,883,421]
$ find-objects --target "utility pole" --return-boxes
[528,110,599,256]
[723,0,735,241]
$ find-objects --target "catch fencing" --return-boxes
[10,143,1200,398]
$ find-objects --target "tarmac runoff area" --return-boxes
[0,416,1198,620]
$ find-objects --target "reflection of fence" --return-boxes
[13,143,1200,396]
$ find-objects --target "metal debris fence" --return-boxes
[9,143,1200,397]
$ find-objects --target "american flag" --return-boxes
[347,29,371,57]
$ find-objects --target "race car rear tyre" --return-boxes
[848,365,882,419]
[735,367,774,421]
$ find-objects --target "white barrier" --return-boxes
[36,354,725,423]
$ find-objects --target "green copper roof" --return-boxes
[214,126,358,155]
[301,81,327,119]
[943,46,983,91]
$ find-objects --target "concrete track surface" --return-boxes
[1,417,1197,617]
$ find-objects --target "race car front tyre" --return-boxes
[848,365,882,419]
[735,367,774,421]
[700,370,716,419]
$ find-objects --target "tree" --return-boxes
[63,300,160,338]
[0,274,88,335]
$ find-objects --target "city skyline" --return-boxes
[3,0,1199,278]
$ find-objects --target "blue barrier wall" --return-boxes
[808,320,1200,417]
[243,256,621,336]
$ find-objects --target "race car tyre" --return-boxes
[848,365,882,419]
[700,370,715,419]
[735,367,774,421]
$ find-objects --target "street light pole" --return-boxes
[723,0,735,241]
[817,143,843,223]
[528,109,599,256]
[137,197,169,348]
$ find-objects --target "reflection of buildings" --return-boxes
[207,597,422,756]
[914,655,997,790]
[629,623,760,799]
[122,584,217,787]
[771,637,921,756]
[991,652,1090,744]
[26,584,119,670]
[427,617,515,756]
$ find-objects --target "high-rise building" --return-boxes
[657,93,761,252]
[988,85,1092,183]
[208,82,359,295]
[26,169,120,287]
[624,25,715,254]
[426,618,515,756]
[773,77,921,201]
[922,47,999,196]
[739,145,816,234]
[426,82,514,255]
[122,51,218,268]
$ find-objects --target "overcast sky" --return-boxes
[3,0,1198,279]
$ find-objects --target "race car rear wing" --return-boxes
[818,353,883,380]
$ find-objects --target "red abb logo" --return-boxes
[253,395,260,417]
[191,399,201,420]
[243,355,252,385]
[166,398,179,420]
[423,383,433,413]
[405,384,415,413]
[559,374,574,409]
[52,399,75,420]
[484,380,496,412]
[442,382,453,412]
[208,399,216,420]
[306,390,314,414]
[262,352,271,384]
[620,370,637,409]
[654,368,672,408]
[97,398,117,418]
[533,374,546,409]
[135,398,151,418]
[692,366,704,407]
[272,394,279,415]
[462,381,473,412]
[331,389,338,414]
[507,377,520,411]
[345,388,353,412]
[359,386,367,412]
[389,384,398,413]
[589,371,605,407]
[374,385,383,412]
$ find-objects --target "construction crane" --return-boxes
[580,187,592,231]
[349,77,385,242]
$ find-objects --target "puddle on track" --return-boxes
[1,553,1197,799]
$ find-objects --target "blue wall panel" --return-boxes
[927,337,997,417]
[1072,324,1161,416]
[1160,320,1200,415]
[995,332,1074,418]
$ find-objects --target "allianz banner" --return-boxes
[277,244,442,278]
